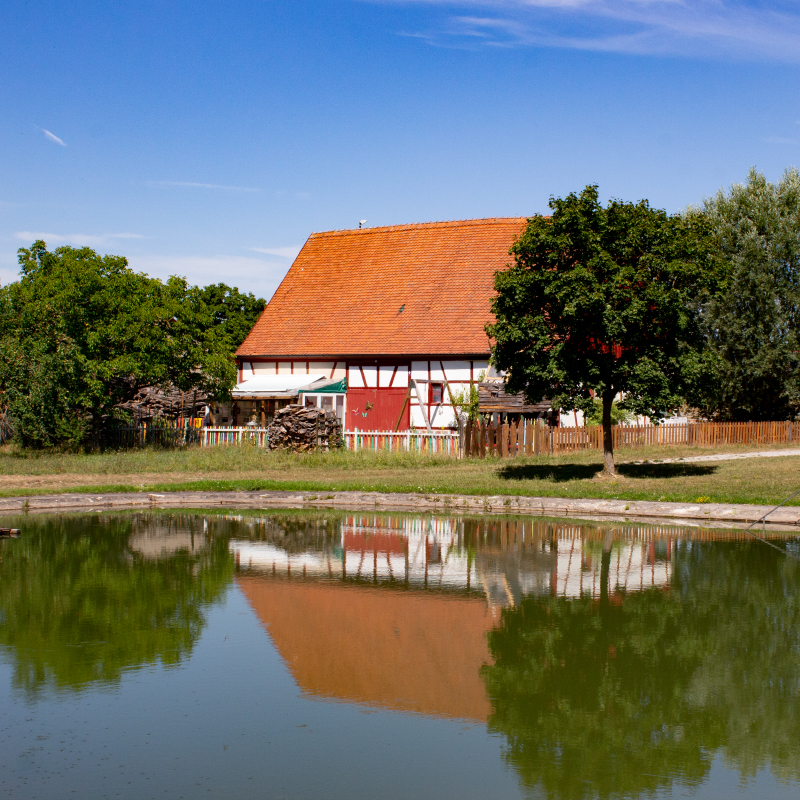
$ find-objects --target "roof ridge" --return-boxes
[309,216,530,238]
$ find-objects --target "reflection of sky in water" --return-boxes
[1,511,800,800]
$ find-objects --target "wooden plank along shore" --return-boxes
[463,420,800,458]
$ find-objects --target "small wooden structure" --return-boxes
[478,379,555,422]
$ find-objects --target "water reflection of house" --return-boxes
[229,515,673,608]
[229,515,703,724]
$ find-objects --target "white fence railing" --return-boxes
[344,429,460,455]
[201,426,460,454]
[201,426,461,454]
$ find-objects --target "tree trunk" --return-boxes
[600,530,614,607]
[602,392,616,476]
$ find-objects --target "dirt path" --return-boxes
[2,448,800,492]
[623,448,800,465]
[0,470,273,491]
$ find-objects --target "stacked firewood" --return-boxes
[266,404,342,451]
[118,386,207,419]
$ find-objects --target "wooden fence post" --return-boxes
[525,421,533,456]
[501,423,509,458]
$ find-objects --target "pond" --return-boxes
[2,510,800,800]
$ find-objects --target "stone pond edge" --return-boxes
[1,489,799,531]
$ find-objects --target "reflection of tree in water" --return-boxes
[483,540,800,799]
[0,514,233,696]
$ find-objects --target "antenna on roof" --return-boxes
[359,220,367,229]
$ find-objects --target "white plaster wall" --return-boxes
[429,404,458,427]
[392,365,409,387]
[308,361,335,375]
[429,363,445,381]
[362,365,378,388]
[277,362,292,375]
[411,361,429,381]
[378,365,395,387]
[441,361,471,381]
[409,406,429,428]
[348,365,364,387]
[331,362,346,380]
[241,362,253,380]
[252,361,275,375]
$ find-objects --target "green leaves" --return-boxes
[0,241,265,447]
[483,541,800,799]
[488,186,715,467]
[687,168,800,420]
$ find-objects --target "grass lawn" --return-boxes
[2,442,800,506]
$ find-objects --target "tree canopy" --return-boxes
[0,513,233,696]
[487,185,717,474]
[688,168,800,420]
[483,539,800,800]
[0,241,264,447]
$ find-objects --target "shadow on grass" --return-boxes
[499,462,718,483]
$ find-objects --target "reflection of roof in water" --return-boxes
[230,514,777,725]
[237,576,497,722]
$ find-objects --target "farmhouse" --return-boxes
[232,217,528,431]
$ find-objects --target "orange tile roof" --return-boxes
[236,217,528,358]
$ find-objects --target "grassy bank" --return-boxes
[2,442,800,506]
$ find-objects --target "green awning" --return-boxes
[298,378,347,394]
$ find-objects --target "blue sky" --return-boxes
[2,0,799,299]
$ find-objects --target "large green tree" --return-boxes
[191,282,265,354]
[689,168,800,420]
[0,242,263,447]
[487,186,716,475]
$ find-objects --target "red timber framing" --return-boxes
[234,218,527,430]
[237,356,491,431]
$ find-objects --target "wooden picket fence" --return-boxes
[463,419,800,458]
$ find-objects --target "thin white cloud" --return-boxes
[14,231,144,247]
[764,136,798,145]
[41,128,66,147]
[250,246,302,259]
[0,251,19,287]
[146,181,259,192]
[128,254,291,299]
[384,0,800,61]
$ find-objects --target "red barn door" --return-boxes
[348,388,410,431]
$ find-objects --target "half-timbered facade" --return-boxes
[233,217,528,430]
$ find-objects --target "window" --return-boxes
[430,382,444,405]
[304,395,317,408]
